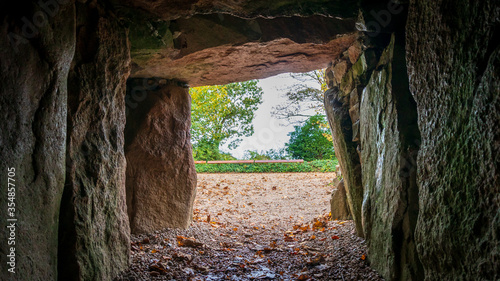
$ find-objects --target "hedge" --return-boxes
[195,159,338,173]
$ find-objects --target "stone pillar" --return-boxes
[360,35,423,281]
[407,0,500,279]
[324,40,370,237]
[58,2,131,280]
[0,2,75,280]
[324,29,423,280]
[125,78,197,234]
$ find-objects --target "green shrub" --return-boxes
[195,159,338,173]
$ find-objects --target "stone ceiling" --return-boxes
[128,13,360,86]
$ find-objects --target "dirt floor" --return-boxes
[117,173,383,280]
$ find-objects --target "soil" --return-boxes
[116,173,384,280]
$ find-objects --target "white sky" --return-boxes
[220,72,321,159]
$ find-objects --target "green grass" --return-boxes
[195,159,338,173]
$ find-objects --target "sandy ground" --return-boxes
[194,173,335,231]
[117,173,383,281]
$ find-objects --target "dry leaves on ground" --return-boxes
[116,173,383,281]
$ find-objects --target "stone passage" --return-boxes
[0,0,498,280]
[125,79,197,234]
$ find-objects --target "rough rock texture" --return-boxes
[330,180,352,220]
[0,2,75,280]
[58,2,131,280]
[325,88,364,236]
[119,0,358,20]
[360,35,423,281]
[129,13,358,86]
[324,39,375,237]
[407,0,500,279]
[125,78,197,234]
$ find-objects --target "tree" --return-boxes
[244,148,288,160]
[285,114,335,161]
[271,69,328,124]
[190,80,263,160]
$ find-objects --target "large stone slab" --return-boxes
[125,79,197,234]
[58,2,131,280]
[324,41,373,237]
[120,0,358,20]
[0,2,75,280]
[324,87,364,236]
[407,0,500,279]
[360,35,423,281]
[330,180,352,220]
[129,13,358,87]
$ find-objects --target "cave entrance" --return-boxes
[189,70,338,229]
[124,10,360,235]
[119,68,377,280]
[120,9,376,279]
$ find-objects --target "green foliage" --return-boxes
[244,148,288,160]
[190,81,263,160]
[195,159,338,173]
[192,140,236,161]
[286,114,335,161]
[244,150,271,160]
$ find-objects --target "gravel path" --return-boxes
[116,173,383,280]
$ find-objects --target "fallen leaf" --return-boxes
[177,236,203,248]
[306,255,325,266]
[331,236,340,240]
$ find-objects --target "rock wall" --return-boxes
[360,35,423,281]
[407,0,500,279]
[324,19,424,281]
[324,39,375,237]
[125,79,197,234]
[58,2,131,280]
[0,2,75,280]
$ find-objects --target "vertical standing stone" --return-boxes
[125,79,197,234]
[58,2,131,280]
[407,0,500,279]
[0,2,75,280]
[324,87,364,236]
[324,42,371,237]
[360,35,423,281]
